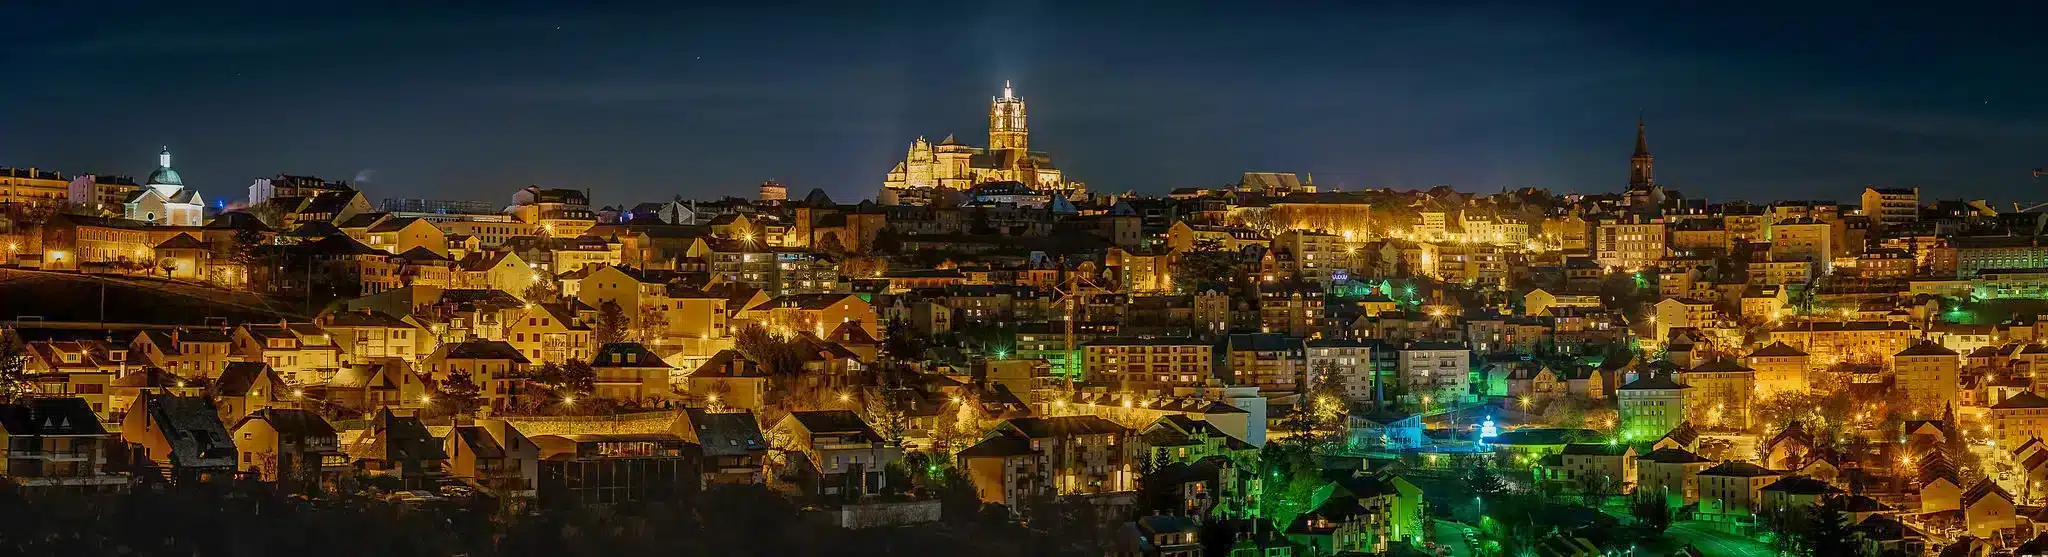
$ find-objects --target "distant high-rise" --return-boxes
[1629,117,1655,188]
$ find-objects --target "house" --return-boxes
[422,340,533,411]
[530,433,699,508]
[1757,475,1843,523]
[1696,461,1782,520]
[443,419,539,498]
[587,342,675,402]
[1113,515,1203,557]
[957,415,1134,510]
[679,350,770,412]
[1853,514,1926,557]
[208,362,285,423]
[770,410,901,498]
[119,392,236,483]
[0,398,128,489]
[1141,456,1240,518]
[1636,447,1713,507]
[505,303,592,365]
[1322,472,1425,551]
[318,358,430,414]
[680,408,767,487]
[1920,455,1963,513]
[348,408,448,489]
[233,322,342,384]
[1762,421,1816,470]
[229,408,346,487]
[1963,479,2016,539]
[319,309,426,365]
[106,367,204,421]
[1544,443,1636,495]
[1991,391,2048,447]
[129,329,242,379]
[1138,414,1255,467]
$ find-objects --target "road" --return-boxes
[1433,520,1475,557]
[1666,522,1773,557]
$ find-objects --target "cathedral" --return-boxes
[124,147,205,226]
[880,82,1083,205]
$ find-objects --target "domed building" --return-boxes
[124,147,205,226]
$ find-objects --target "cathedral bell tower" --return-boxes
[1628,116,1654,188]
[989,80,1028,151]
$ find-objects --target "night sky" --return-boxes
[4,1,2045,208]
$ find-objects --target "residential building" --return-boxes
[1893,341,1960,414]
[1226,333,1305,395]
[530,432,697,508]
[442,419,539,498]
[1676,360,1754,429]
[1743,342,1810,397]
[1396,342,1470,403]
[1697,461,1782,519]
[1081,337,1215,393]
[230,408,346,486]
[1636,447,1713,507]
[118,392,236,482]
[958,415,1134,510]
[588,343,675,402]
[1860,187,1918,230]
[0,398,128,489]
[1992,392,2048,448]
[770,411,901,498]
[1616,375,1690,443]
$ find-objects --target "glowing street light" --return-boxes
[561,396,577,406]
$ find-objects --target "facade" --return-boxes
[1396,342,1470,402]
[1615,375,1689,443]
[1595,215,1666,271]
[0,398,128,489]
[1636,448,1712,507]
[1081,338,1215,393]
[1893,341,1960,414]
[770,411,901,498]
[957,415,1134,511]
[1696,461,1782,519]
[1743,342,1810,396]
[1860,187,1918,230]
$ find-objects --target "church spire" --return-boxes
[159,146,172,169]
[989,80,1027,151]
[1628,114,1654,188]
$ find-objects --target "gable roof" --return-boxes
[1699,461,1780,478]
[438,340,530,363]
[211,362,282,397]
[133,393,235,468]
[0,398,106,436]
[786,410,879,439]
[684,409,766,457]
[591,342,669,368]
[1002,415,1128,438]
[1994,391,2048,410]
[1748,341,1808,358]
[234,408,336,439]
[1964,478,2014,507]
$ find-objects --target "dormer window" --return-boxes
[61,353,81,363]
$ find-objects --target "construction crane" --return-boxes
[2022,169,2048,215]
[1050,259,1106,388]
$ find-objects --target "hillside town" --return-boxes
[1,85,2047,557]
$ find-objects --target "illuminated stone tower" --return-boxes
[1629,116,1654,188]
[989,80,1027,151]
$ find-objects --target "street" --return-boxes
[1666,522,1774,557]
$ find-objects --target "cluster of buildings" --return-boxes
[4,82,2048,555]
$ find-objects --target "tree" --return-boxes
[816,233,846,257]
[1631,496,1671,533]
[634,305,668,344]
[735,324,804,376]
[880,318,924,362]
[1458,458,1508,499]
[593,300,630,346]
[1171,241,1240,295]
[1799,497,1856,557]
[434,370,483,416]
[521,278,559,304]
[0,332,33,403]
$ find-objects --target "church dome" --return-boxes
[147,167,183,187]
[146,147,183,187]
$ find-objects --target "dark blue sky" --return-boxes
[4,1,2045,207]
